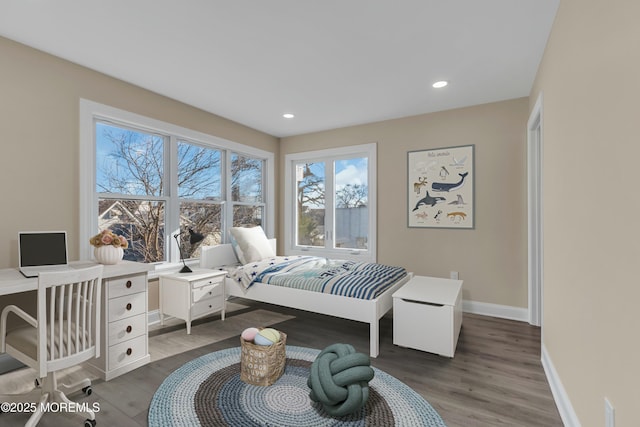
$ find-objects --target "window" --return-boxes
[231,153,265,227]
[80,100,273,270]
[284,143,376,261]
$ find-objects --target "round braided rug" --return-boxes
[148,346,446,426]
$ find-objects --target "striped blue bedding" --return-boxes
[231,256,407,300]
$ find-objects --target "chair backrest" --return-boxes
[36,265,103,375]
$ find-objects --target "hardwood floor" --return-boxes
[0,300,562,426]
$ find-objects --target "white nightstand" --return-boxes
[159,269,227,334]
[392,276,463,357]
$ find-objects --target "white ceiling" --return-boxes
[0,1,559,137]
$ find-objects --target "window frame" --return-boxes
[283,143,377,262]
[80,99,274,274]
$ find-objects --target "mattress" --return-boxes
[230,256,407,300]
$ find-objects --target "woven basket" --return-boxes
[240,330,287,386]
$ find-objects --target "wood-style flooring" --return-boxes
[0,299,563,426]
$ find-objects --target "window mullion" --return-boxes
[167,135,180,263]
[325,161,335,250]
[223,150,232,243]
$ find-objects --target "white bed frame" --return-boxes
[200,240,412,357]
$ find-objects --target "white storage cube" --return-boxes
[392,276,462,357]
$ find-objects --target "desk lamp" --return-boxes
[173,228,205,273]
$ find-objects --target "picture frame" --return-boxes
[407,144,474,229]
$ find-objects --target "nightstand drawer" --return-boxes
[191,275,224,289]
[108,334,147,371]
[191,295,224,318]
[108,274,146,299]
[108,292,146,322]
[192,282,222,303]
[108,313,147,345]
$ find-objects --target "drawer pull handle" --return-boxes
[126,325,132,333]
[126,303,132,311]
[126,280,132,288]
[126,348,132,356]
[401,298,444,307]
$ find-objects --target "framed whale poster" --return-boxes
[408,144,474,228]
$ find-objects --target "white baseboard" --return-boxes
[541,343,581,427]
[462,299,529,322]
[148,309,161,326]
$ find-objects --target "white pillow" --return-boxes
[228,233,246,264]
[229,226,275,264]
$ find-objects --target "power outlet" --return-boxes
[450,271,459,280]
[605,398,615,427]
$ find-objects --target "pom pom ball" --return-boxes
[241,327,259,342]
[253,328,281,346]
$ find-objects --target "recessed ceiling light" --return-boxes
[432,81,448,88]
[283,113,295,119]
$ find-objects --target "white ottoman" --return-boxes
[392,275,463,357]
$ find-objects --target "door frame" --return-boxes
[527,93,544,327]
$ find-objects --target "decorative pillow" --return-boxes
[229,226,275,264]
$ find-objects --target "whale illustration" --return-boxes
[412,191,446,211]
[431,172,468,192]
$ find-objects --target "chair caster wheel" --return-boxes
[84,419,96,427]
[82,386,92,396]
[35,378,41,388]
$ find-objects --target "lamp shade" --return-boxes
[188,228,205,245]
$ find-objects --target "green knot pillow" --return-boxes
[307,343,375,417]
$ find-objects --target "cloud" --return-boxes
[335,159,368,190]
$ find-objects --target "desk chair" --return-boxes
[0,265,103,427]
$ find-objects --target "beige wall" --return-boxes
[0,36,278,267]
[531,0,640,425]
[0,36,278,314]
[280,98,529,308]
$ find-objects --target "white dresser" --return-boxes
[392,275,463,357]
[87,261,152,380]
[159,269,227,334]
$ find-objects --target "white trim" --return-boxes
[79,98,275,263]
[462,300,529,322]
[541,344,581,427]
[283,143,377,262]
[147,309,161,326]
[527,92,544,327]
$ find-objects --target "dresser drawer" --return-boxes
[108,292,146,322]
[191,295,224,318]
[108,334,147,371]
[107,274,146,299]
[192,282,222,303]
[108,313,147,345]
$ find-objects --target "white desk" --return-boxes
[0,261,148,295]
[0,269,38,296]
[0,261,153,380]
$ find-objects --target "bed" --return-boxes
[199,237,412,357]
